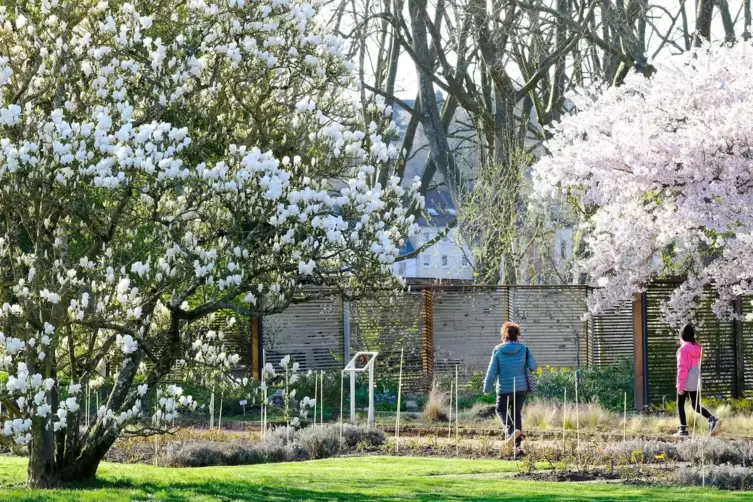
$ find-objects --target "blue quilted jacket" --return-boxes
[483,342,538,394]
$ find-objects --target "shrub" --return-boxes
[535,360,633,412]
[167,442,260,467]
[423,383,449,422]
[296,426,344,459]
[676,438,753,466]
[603,440,678,464]
[167,438,304,467]
[340,424,385,448]
[166,423,382,467]
[675,465,753,490]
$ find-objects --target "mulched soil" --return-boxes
[517,470,621,482]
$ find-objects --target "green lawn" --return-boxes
[0,455,747,501]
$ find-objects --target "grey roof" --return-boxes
[417,190,456,227]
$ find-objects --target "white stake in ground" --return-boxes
[285,364,290,443]
[448,380,453,440]
[575,372,581,463]
[396,348,404,454]
[455,365,459,455]
[218,391,223,431]
[562,388,567,446]
[261,379,267,439]
[209,386,215,430]
[506,395,511,448]
[320,371,324,426]
[314,371,319,427]
[339,371,344,443]
[513,377,517,459]
[623,392,627,442]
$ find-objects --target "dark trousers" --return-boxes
[496,391,527,444]
[677,390,711,427]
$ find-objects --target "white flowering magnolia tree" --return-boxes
[532,43,753,327]
[0,0,421,487]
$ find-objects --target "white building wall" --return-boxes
[392,227,473,280]
[414,227,474,280]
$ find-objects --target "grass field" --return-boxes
[0,455,748,501]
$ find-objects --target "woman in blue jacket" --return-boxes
[483,321,538,450]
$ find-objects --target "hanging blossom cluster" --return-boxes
[0,0,419,460]
[532,43,753,326]
[277,355,314,427]
[190,328,241,368]
[151,385,197,426]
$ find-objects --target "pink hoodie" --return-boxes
[677,342,703,391]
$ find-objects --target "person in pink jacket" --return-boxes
[675,324,720,437]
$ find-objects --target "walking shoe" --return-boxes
[674,427,689,437]
[709,417,721,436]
[514,447,526,457]
[505,429,521,446]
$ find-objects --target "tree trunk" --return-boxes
[694,0,714,46]
[59,425,120,483]
[409,0,462,207]
[715,0,736,43]
[27,417,58,488]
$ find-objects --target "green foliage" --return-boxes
[535,360,634,411]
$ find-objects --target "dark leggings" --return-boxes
[496,391,527,444]
[677,390,711,426]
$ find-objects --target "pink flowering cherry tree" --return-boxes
[532,43,753,327]
[0,0,421,487]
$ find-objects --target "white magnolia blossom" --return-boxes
[532,43,753,327]
[151,385,196,427]
[0,0,420,468]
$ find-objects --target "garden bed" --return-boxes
[517,470,622,483]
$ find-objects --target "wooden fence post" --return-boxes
[343,294,351,364]
[633,292,647,411]
[421,289,434,381]
[251,316,262,380]
[734,296,745,398]
[503,286,511,322]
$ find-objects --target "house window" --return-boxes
[422,231,432,244]
[397,263,406,276]
[462,256,470,267]
[441,256,449,268]
[423,254,431,267]
[560,240,567,260]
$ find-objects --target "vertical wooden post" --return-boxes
[502,286,511,322]
[633,292,647,411]
[579,286,588,370]
[343,293,351,364]
[250,316,261,381]
[421,289,434,381]
[734,296,745,398]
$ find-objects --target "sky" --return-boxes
[327,0,740,100]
